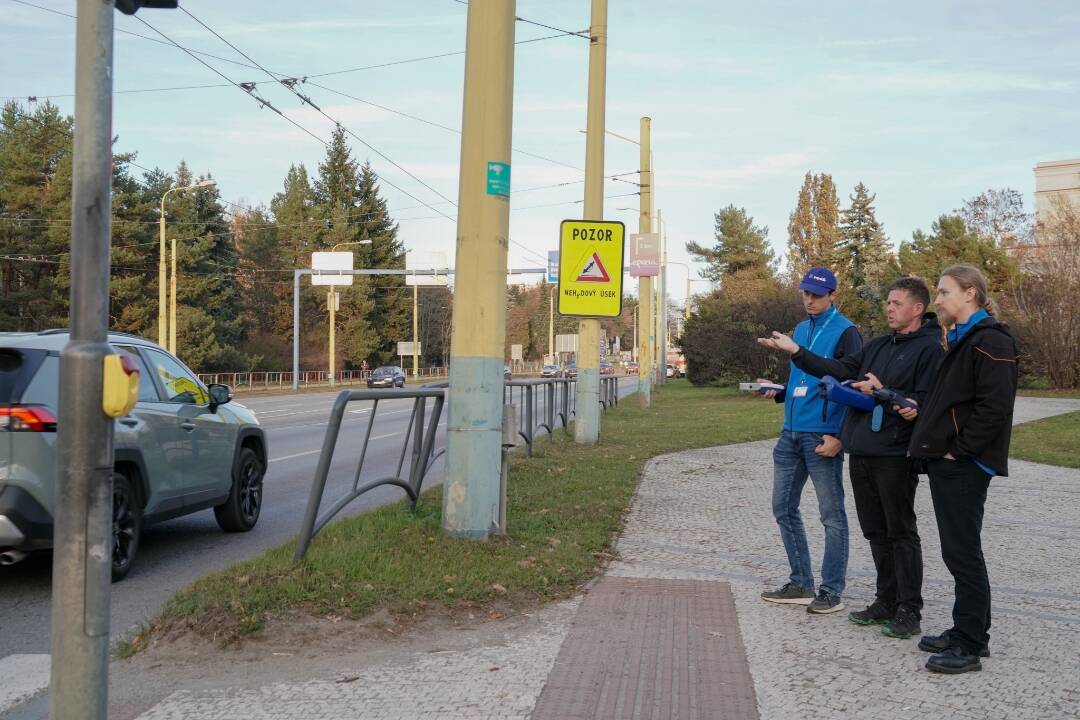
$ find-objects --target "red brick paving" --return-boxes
[531,577,759,720]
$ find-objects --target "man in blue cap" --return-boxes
[755,267,862,613]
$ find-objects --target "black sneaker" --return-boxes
[918,632,990,658]
[761,582,815,605]
[881,608,921,639]
[925,646,982,674]
[848,601,894,626]
[806,589,845,614]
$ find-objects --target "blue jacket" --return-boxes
[782,306,859,433]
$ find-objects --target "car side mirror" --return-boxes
[208,383,232,411]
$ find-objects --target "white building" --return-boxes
[1034,159,1080,222]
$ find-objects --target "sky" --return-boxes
[3,0,1079,303]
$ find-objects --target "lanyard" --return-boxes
[806,306,837,354]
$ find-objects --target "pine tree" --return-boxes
[839,182,892,288]
[898,215,1017,292]
[686,205,775,283]
[786,171,842,282]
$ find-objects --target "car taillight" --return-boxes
[0,405,58,432]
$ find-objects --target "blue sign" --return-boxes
[547,250,559,283]
[486,161,511,197]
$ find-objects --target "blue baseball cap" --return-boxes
[798,267,837,295]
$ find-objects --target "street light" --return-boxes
[159,179,215,350]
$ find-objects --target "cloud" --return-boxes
[662,152,815,189]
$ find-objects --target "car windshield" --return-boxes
[373,367,396,376]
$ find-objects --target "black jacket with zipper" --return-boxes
[790,314,945,457]
[908,317,1019,476]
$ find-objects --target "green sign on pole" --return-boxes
[486,161,511,197]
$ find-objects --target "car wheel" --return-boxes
[111,472,142,582]
[214,447,263,532]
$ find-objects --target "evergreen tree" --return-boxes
[686,205,775,283]
[786,171,842,282]
[898,215,1017,293]
[837,182,897,331]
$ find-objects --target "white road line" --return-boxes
[0,653,51,713]
[269,449,322,464]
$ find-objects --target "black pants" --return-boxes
[928,459,992,654]
[848,455,923,616]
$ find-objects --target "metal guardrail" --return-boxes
[293,374,622,560]
[293,387,446,562]
[198,368,452,389]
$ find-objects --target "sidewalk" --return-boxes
[115,397,1080,719]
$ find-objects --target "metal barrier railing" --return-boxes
[293,387,446,562]
[293,374,621,560]
[198,368,453,390]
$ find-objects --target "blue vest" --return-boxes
[784,306,855,433]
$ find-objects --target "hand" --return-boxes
[943,452,956,461]
[895,398,918,422]
[850,371,883,396]
[755,378,779,399]
[756,331,799,354]
[815,434,842,457]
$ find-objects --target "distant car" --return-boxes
[625,361,639,375]
[367,366,406,388]
[504,365,512,381]
[0,330,266,581]
[540,364,562,378]
[564,363,578,378]
[600,362,615,376]
[666,363,684,378]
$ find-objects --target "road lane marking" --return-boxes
[0,653,50,714]
[269,449,322,463]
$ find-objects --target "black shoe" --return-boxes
[918,632,990,657]
[806,589,845,614]
[761,582,815,605]
[848,601,894,626]
[925,646,982,674]
[881,608,921,639]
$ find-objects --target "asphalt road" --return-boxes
[0,377,638,659]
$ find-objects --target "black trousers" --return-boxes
[848,455,923,616]
[927,458,992,654]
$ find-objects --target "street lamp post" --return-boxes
[159,179,214,349]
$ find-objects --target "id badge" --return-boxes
[793,385,809,398]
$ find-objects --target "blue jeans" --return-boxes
[771,430,849,596]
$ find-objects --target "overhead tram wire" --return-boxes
[448,0,591,39]
[177,7,457,213]
[132,16,458,224]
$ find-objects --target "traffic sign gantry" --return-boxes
[557,219,625,317]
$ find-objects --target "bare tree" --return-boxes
[958,188,1033,248]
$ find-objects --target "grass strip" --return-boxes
[1009,410,1080,469]
[126,382,781,652]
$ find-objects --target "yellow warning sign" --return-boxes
[557,220,625,317]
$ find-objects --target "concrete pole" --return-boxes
[50,2,114,717]
[293,269,301,390]
[443,0,515,538]
[637,117,653,408]
[548,285,555,362]
[658,208,667,384]
[158,198,168,346]
[169,237,177,354]
[328,289,336,387]
[574,0,608,445]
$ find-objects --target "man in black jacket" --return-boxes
[909,265,1019,674]
[758,277,944,641]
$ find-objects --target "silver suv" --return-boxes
[0,330,267,580]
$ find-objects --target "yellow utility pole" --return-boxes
[637,116,653,408]
[443,0,515,538]
[412,278,419,380]
[158,179,213,348]
[656,208,667,385]
[575,0,608,445]
[328,289,337,387]
[169,238,177,354]
[548,284,555,362]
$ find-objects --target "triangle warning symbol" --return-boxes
[576,250,611,283]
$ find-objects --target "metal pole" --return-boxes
[413,279,419,379]
[169,237,177,355]
[158,195,167,346]
[292,269,301,390]
[51,2,114,717]
[548,285,554,362]
[574,0,608,445]
[443,0,515,538]
[637,116,653,408]
[328,289,336,387]
[658,208,667,385]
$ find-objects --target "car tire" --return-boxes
[111,472,142,582]
[214,447,263,533]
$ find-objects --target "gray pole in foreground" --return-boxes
[50,2,115,717]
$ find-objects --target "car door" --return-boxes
[113,345,185,516]
[142,349,235,507]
